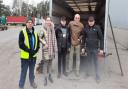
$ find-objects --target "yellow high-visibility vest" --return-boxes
[20,28,38,59]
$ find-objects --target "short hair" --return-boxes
[61,16,66,21]
[88,15,95,22]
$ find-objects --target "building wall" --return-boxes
[109,0,128,29]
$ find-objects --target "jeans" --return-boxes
[86,48,100,79]
[68,45,80,72]
[19,59,36,88]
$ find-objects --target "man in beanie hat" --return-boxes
[18,17,40,89]
[82,15,104,83]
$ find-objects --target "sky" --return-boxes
[3,0,47,6]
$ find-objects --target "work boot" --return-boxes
[57,73,61,78]
[44,77,47,86]
[48,74,53,83]
[63,72,68,77]
[31,82,37,89]
[19,85,24,89]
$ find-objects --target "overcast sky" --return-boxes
[3,0,47,6]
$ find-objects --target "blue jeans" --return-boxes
[19,59,36,88]
[86,48,100,79]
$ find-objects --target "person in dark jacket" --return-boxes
[18,18,40,89]
[82,16,104,83]
[55,16,70,78]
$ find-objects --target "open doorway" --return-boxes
[53,0,106,35]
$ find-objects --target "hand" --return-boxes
[39,38,42,41]
[68,48,71,52]
[99,50,104,55]
[43,44,48,49]
[50,54,55,59]
[29,50,35,57]
[81,48,85,54]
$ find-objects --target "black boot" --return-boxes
[19,87,24,89]
[31,82,37,89]
[63,71,68,77]
[49,74,53,83]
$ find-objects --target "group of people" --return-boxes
[18,14,104,89]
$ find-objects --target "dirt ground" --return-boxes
[0,26,128,89]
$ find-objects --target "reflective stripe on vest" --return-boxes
[20,28,38,59]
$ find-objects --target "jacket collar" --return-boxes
[26,26,34,34]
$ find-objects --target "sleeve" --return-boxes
[97,26,104,50]
[53,28,58,52]
[18,30,31,52]
[78,23,84,43]
[34,35,40,54]
[67,28,71,49]
[68,21,71,29]
[39,30,46,45]
[81,28,86,48]
[55,27,58,38]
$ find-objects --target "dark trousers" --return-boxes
[19,59,36,88]
[58,48,67,75]
[86,48,100,79]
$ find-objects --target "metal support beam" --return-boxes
[104,0,109,53]
[49,0,53,17]
[73,0,81,12]
[108,14,124,76]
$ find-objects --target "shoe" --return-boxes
[19,87,24,89]
[86,73,90,77]
[75,71,80,77]
[49,74,53,83]
[31,82,37,89]
[57,73,61,78]
[63,72,68,77]
[44,77,47,86]
[95,76,100,84]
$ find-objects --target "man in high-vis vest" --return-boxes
[18,18,40,89]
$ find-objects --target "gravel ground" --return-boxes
[0,26,128,89]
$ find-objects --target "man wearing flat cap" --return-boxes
[82,15,104,83]
[18,18,40,89]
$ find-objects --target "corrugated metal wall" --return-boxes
[109,0,128,29]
